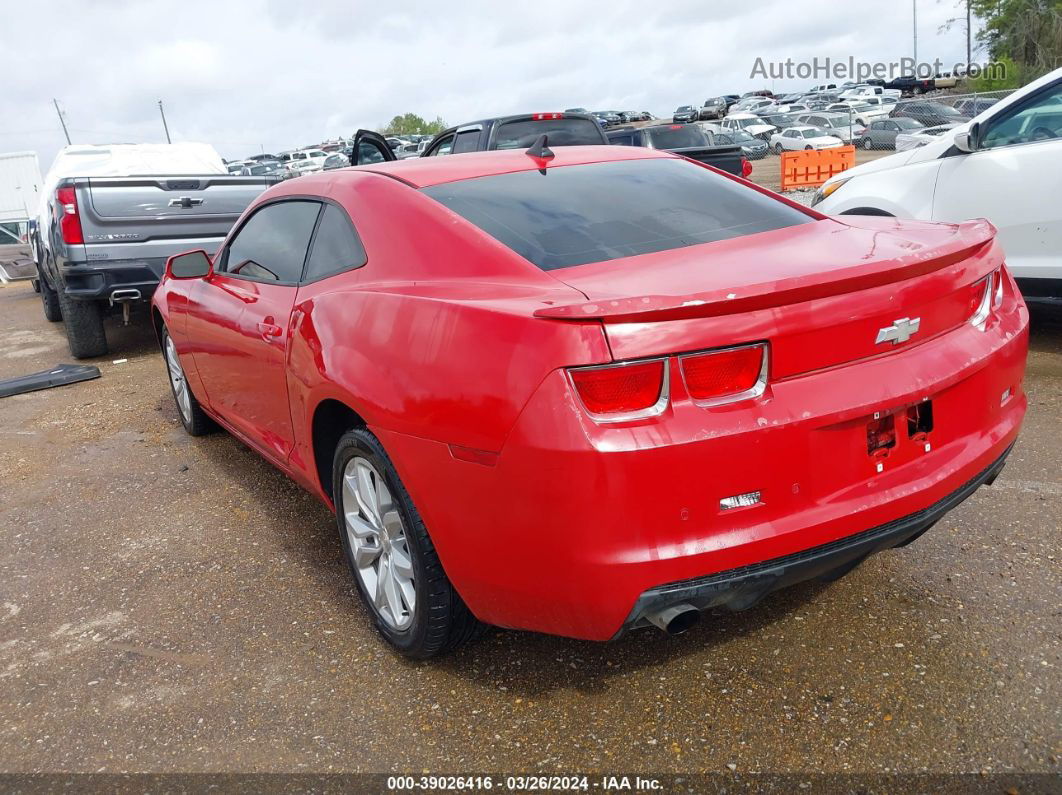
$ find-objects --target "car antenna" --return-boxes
[526,134,554,160]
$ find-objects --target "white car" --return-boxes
[769,126,844,153]
[280,149,329,176]
[795,112,866,144]
[894,123,963,151]
[829,98,893,125]
[814,66,1062,303]
[721,112,776,140]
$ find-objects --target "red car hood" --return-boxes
[538,216,996,322]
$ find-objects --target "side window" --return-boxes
[609,133,636,146]
[427,134,455,156]
[980,83,1062,149]
[356,141,387,164]
[451,129,482,154]
[222,201,320,283]
[303,204,367,282]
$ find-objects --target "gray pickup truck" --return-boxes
[36,174,278,358]
[605,124,748,177]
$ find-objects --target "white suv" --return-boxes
[279,149,329,177]
[814,67,1062,304]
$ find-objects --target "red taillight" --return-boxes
[531,113,564,121]
[55,186,83,244]
[680,344,765,403]
[741,157,752,178]
[569,359,666,420]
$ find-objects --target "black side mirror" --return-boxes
[167,250,213,280]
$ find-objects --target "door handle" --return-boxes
[257,321,283,340]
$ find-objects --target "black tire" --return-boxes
[31,279,41,294]
[161,327,215,436]
[333,427,486,658]
[56,290,107,359]
[38,271,62,322]
[804,145,814,150]
[862,137,873,150]
[774,144,784,155]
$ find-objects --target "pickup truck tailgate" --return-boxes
[77,175,277,262]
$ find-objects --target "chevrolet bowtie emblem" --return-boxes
[875,317,921,345]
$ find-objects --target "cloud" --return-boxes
[2,0,977,168]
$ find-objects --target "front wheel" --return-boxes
[333,427,485,658]
[162,328,215,436]
[862,137,873,150]
[804,145,814,150]
[774,144,784,155]
[38,270,62,322]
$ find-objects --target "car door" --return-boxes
[186,199,322,462]
[932,79,1062,282]
[351,129,396,164]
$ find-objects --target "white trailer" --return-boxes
[0,151,42,244]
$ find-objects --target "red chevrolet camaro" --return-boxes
[152,143,1028,657]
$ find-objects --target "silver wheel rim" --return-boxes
[342,457,415,630]
[164,335,192,423]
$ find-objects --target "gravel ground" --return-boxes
[0,273,1059,779]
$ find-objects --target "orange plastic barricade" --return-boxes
[779,145,855,191]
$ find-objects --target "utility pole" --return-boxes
[913,0,918,64]
[158,99,172,144]
[966,0,972,67]
[53,98,71,144]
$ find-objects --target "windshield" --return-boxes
[932,103,964,116]
[737,117,763,129]
[895,118,923,129]
[729,131,756,143]
[646,125,709,149]
[494,118,603,149]
[422,158,811,271]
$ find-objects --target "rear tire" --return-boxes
[38,271,62,322]
[333,427,486,658]
[57,290,107,359]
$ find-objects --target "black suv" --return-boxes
[420,113,608,156]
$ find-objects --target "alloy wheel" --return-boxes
[342,457,415,630]
[164,335,192,423]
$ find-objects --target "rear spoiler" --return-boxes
[535,219,997,323]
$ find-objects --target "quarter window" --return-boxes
[223,201,320,283]
[304,205,367,282]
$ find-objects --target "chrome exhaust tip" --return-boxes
[646,603,700,635]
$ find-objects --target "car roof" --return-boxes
[298,145,672,190]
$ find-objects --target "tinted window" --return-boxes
[452,129,482,154]
[609,132,637,146]
[422,158,811,271]
[304,204,367,282]
[493,118,603,149]
[224,201,320,282]
[645,125,708,149]
[357,142,386,164]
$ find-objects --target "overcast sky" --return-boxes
[3,0,979,167]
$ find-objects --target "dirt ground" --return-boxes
[0,272,1059,779]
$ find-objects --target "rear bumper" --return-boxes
[59,259,167,301]
[1015,277,1062,306]
[617,444,1012,636]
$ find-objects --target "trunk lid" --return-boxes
[85,175,276,219]
[542,216,999,377]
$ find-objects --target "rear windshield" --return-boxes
[646,125,709,149]
[493,118,603,149]
[422,158,812,271]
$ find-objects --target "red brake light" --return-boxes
[531,113,564,121]
[669,124,682,129]
[569,359,667,420]
[741,157,752,178]
[680,344,765,403]
[55,186,83,244]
